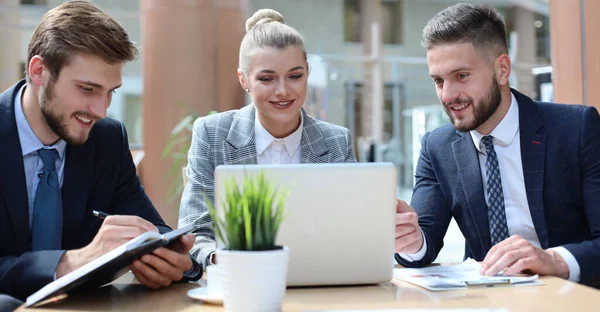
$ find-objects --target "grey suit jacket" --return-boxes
[178,104,356,268]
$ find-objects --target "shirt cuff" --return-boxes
[182,257,203,281]
[397,230,427,262]
[204,251,215,267]
[550,246,581,282]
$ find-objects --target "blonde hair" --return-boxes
[238,9,307,75]
[26,0,137,83]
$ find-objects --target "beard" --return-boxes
[39,80,92,145]
[444,76,502,132]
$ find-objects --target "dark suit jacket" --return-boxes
[396,89,600,286]
[0,80,173,300]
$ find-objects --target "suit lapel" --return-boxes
[300,109,329,163]
[513,89,549,248]
[61,141,95,234]
[452,132,491,253]
[223,104,257,165]
[0,80,31,252]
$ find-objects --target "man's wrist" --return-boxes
[56,249,83,278]
[397,230,427,262]
[183,258,203,281]
[548,249,570,279]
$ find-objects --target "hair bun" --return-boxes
[246,9,285,32]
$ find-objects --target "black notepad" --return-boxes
[26,224,194,307]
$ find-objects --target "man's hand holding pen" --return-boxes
[56,211,196,289]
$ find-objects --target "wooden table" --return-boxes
[17,272,600,311]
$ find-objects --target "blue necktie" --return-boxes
[482,136,509,246]
[31,148,63,251]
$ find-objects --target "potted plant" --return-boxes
[208,171,290,312]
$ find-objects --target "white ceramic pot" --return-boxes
[218,246,289,312]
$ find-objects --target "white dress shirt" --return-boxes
[402,93,581,282]
[208,112,304,265]
[254,112,303,165]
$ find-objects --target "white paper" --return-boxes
[393,258,541,291]
[307,309,510,312]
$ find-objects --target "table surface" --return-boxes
[17,271,600,312]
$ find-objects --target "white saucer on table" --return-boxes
[187,287,223,305]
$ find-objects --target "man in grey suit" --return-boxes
[394,3,600,286]
[179,8,356,269]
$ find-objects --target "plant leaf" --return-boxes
[213,170,289,251]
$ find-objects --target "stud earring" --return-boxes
[244,87,250,93]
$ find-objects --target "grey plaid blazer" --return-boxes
[178,104,356,268]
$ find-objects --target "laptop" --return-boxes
[214,162,396,286]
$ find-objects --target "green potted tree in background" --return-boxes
[208,171,290,312]
[162,110,216,203]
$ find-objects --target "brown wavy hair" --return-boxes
[26,0,138,83]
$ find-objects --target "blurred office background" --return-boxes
[2,0,599,263]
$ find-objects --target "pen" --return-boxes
[93,210,111,220]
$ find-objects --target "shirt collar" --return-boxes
[254,111,303,157]
[15,84,67,160]
[470,92,519,154]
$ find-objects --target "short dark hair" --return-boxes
[27,0,138,83]
[422,3,508,60]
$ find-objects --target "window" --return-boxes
[497,7,514,50]
[122,94,143,147]
[381,0,402,44]
[344,82,404,158]
[20,62,26,80]
[502,8,551,64]
[20,0,47,5]
[535,13,551,63]
[344,0,403,44]
[344,0,361,42]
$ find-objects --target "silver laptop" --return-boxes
[214,163,396,286]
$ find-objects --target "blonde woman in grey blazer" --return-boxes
[178,9,356,269]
